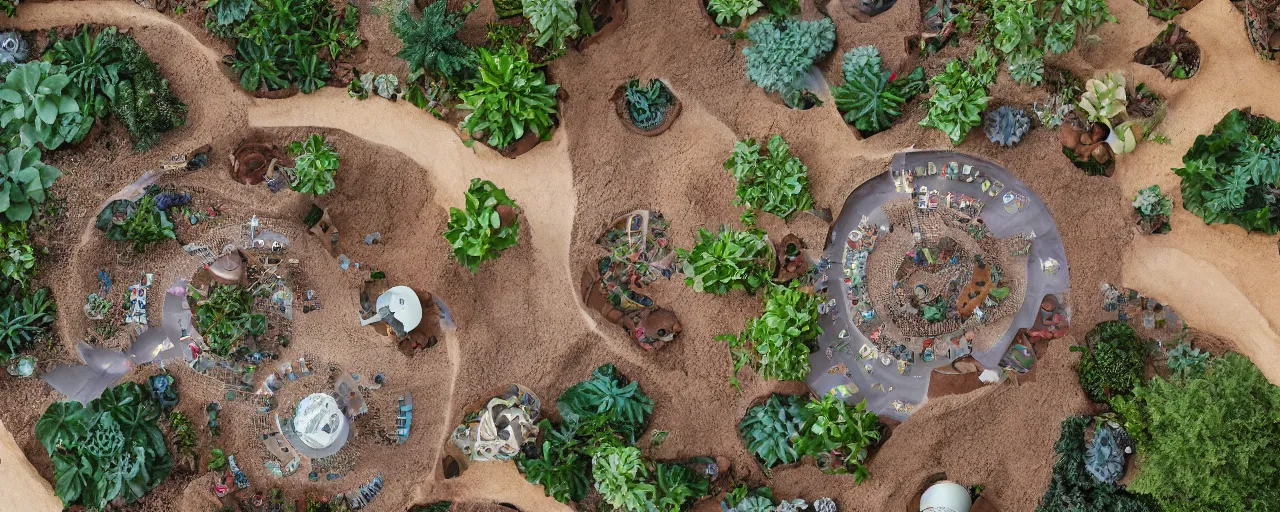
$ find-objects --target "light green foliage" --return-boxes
[443,178,519,273]
[0,287,55,361]
[1174,109,1280,233]
[1045,21,1076,55]
[1127,354,1280,511]
[1165,341,1208,379]
[920,56,991,145]
[677,227,773,295]
[0,221,34,287]
[108,32,188,151]
[1071,321,1147,404]
[1132,185,1171,219]
[287,134,339,195]
[98,194,176,253]
[524,0,580,49]
[0,146,60,223]
[557,363,653,441]
[992,0,1041,56]
[0,61,81,150]
[987,0,1114,86]
[457,46,560,149]
[724,485,777,512]
[36,382,173,509]
[724,135,814,220]
[224,0,361,92]
[718,282,821,386]
[592,445,655,512]
[833,45,928,136]
[708,0,762,27]
[43,26,122,123]
[207,447,227,470]
[1007,48,1044,85]
[738,394,811,467]
[392,0,476,85]
[192,283,267,357]
[1036,416,1158,512]
[742,17,835,107]
[1078,72,1126,124]
[794,391,881,482]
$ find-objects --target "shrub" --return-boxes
[36,382,173,509]
[623,79,673,131]
[833,46,927,136]
[1036,416,1158,512]
[738,394,810,467]
[108,32,188,151]
[518,419,592,503]
[0,146,61,222]
[719,282,821,386]
[987,0,1115,86]
[556,363,653,442]
[205,0,254,28]
[1174,108,1280,233]
[724,135,814,220]
[1126,354,1280,511]
[523,0,580,49]
[742,17,835,108]
[708,0,762,27]
[192,283,267,356]
[0,61,82,150]
[223,0,361,93]
[443,178,519,273]
[677,227,773,295]
[0,287,56,361]
[653,462,709,512]
[793,391,881,482]
[921,51,993,145]
[0,221,35,287]
[391,0,476,85]
[43,26,123,123]
[457,46,560,149]
[287,134,339,195]
[1071,321,1147,403]
[97,194,176,253]
[592,445,655,512]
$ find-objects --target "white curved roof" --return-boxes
[921,481,972,512]
[293,393,347,450]
[376,286,423,332]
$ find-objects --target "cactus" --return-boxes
[0,32,26,65]
[1078,72,1127,124]
[984,106,1031,147]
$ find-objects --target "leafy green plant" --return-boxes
[443,178,519,273]
[222,0,361,93]
[738,394,810,467]
[1036,416,1158,512]
[719,282,821,387]
[986,0,1115,86]
[623,79,673,131]
[287,134,339,195]
[0,287,56,361]
[457,46,560,149]
[97,194,176,253]
[205,0,255,27]
[0,146,60,223]
[208,448,227,470]
[557,363,653,441]
[1174,108,1280,233]
[0,61,82,150]
[793,391,881,482]
[725,135,814,220]
[108,32,188,151]
[1127,354,1280,512]
[518,419,591,503]
[524,0,580,49]
[494,0,525,17]
[43,26,122,122]
[1132,184,1171,233]
[391,0,476,85]
[833,46,927,136]
[36,382,173,509]
[592,445,655,512]
[677,227,773,295]
[1070,321,1146,403]
[920,55,991,145]
[1007,48,1044,85]
[653,463,709,512]
[1165,342,1208,379]
[192,284,267,356]
[1078,72,1126,124]
[293,52,331,93]
[0,221,35,288]
[708,0,762,27]
[723,485,776,512]
[742,17,835,108]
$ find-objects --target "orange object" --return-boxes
[956,256,994,321]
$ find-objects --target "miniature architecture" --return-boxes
[582,210,683,350]
[285,393,350,458]
[919,481,972,512]
[360,286,423,337]
[359,280,448,354]
[446,385,540,475]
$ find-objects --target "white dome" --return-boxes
[920,481,972,512]
[293,393,347,450]
[376,286,423,333]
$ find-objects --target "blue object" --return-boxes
[98,271,112,292]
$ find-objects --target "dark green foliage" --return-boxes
[677,227,773,295]
[192,283,267,357]
[654,462,709,512]
[1126,353,1280,511]
[442,178,519,273]
[518,419,592,503]
[457,46,559,149]
[833,46,927,136]
[1174,108,1280,234]
[168,411,197,472]
[205,0,255,27]
[793,392,881,482]
[557,363,653,442]
[719,282,821,386]
[36,382,173,509]
[411,502,454,512]
[108,33,187,152]
[0,0,14,17]
[623,79,672,131]
[43,26,123,122]
[724,135,814,220]
[742,17,835,108]
[0,220,35,288]
[97,194,176,253]
[0,287,56,361]
[1036,416,1158,512]
[738,394,810,467]
[392,0,476,85]
[223,0,361,93]
[293,52,331,94]
[494,0,525,17]
[1071,321,1147,403]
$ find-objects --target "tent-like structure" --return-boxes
[360,286,423,338]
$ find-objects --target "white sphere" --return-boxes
[293,393,347,449]
[920,481,972,512]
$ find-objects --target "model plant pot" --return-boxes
[611,82,683,136]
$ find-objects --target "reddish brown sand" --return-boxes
[2,0,1280,511]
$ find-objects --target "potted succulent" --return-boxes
[612,78,681,136]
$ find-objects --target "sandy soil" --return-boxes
[1,0,1279,511]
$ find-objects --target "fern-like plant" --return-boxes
[742,17,835,108]
[718,281,821,386]
[724,135,814,220]
[1070,321,1147,404]
[392,0,476,85]
[443,178,520,273]
[832,45,928,136]
[676,227,774,295]
[106,32,187,151]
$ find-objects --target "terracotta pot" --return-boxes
[611,83,683,136]
[576,0,627,51]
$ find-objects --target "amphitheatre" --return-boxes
[1,0,1280,511]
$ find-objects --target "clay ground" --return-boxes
[2,0,1280,511]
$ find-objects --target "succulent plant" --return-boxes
[811,498,837,512]
[624,79,673,131]
[1107,120,1141,154]
[1078,72,1127,124]
[984,106,1031,147]
[0,32,27,65]
[774,499,809,512]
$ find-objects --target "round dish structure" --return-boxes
[286,393,350,458]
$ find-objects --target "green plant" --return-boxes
[0,0,14,17]
[495,0,525,17]
[1070,321,1146,404]
[524,0,580,49]
[653,462,710,512]
[1165,341,1208,379]
[518,419,591,503]
[742,17,835,108]
[0,221,35,288]
[1132,184,1172,233]
[0,146,61,223]
[984,105,1031,147]
[98,194,176,253]
[832,46,928,136]
[921,56,991,145]
[392,0,476,85]
[1127,354,1280,511]
[719,282,821,387]
[793,391,881,482]
[1036,416,1158,512]
[623,79,673,131]
[457,46,560,149]
[443,178,519,273]
[205,0,255,27]
[293,52,331,93]
[0,287,56,361]
[725,135,814,220]
[986,0,1115,87]
[677,227,773,295]
[36,382,173,509]
[1007,48,1044,85]
[708,0,762,27]
[287,134,339,195]
[223,0,361,93]
[207,448,227,470]
[1078,72,1126,124]
[168,411,197,471]
[42,26,123,122]
[192,283,266,356]
[0,61,82,150]
[556,363,653,441]
[1174,109,1280,233]
[592,445,655,512]
[738,394,811,467]
[108,32,188,151]
[724,485,776,512]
